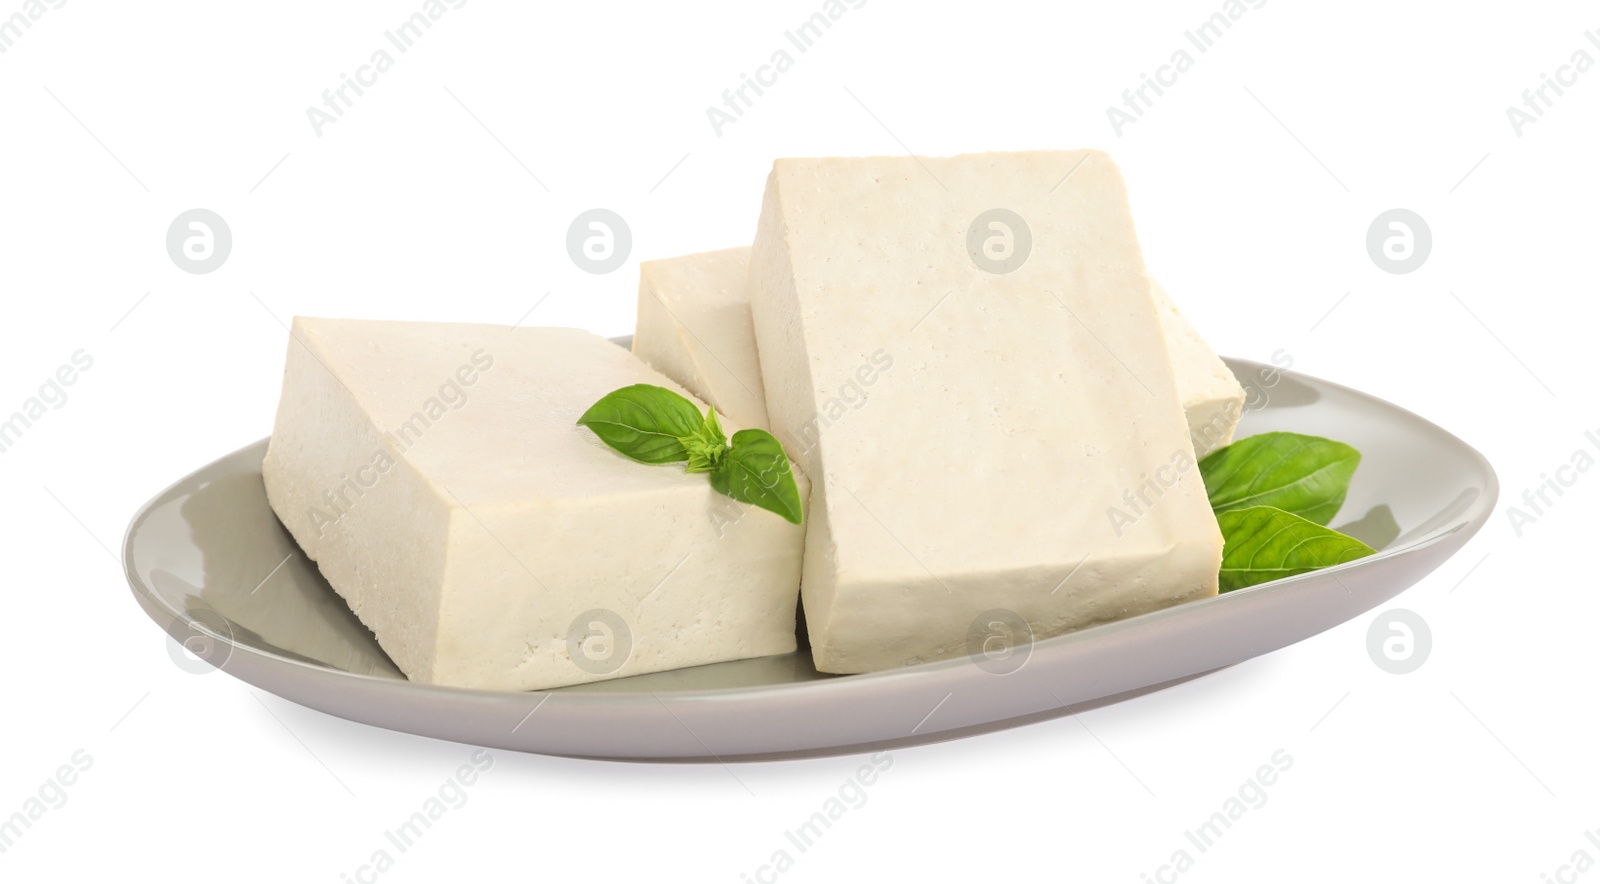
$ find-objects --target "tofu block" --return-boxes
[261,318,805,691]
[748,150,1224,674]
[1151,279,1245,458]
[634,248,771,430]
[634,247,1244,458]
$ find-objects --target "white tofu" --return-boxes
[1151,279,1245,458]
[634,248,771,430]
[261,318,805,691]
[636,250,1242,458]
[748,151,1224,674]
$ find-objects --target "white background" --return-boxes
[2,1,1596,881]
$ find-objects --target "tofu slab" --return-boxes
[1151,279,1245,458]
[634,248,770,430]
[261,319,805,691]
[633,247,1244,457]
[748,150,1224,674]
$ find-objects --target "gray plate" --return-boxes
[122,356,1497,761]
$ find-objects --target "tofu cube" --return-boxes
[261,319,805,690]
[748,151,1224,674]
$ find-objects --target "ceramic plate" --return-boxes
[123,353,1497,761]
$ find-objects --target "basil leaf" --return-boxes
[576,384,705,464]
[1217,505,1376,592]
[710,429,804,524]
[681,408,731,474]
[1199,431,1360,526]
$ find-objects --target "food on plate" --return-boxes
[257,149,1382,689]
[260,318,806,690]
[745,150,1224,674]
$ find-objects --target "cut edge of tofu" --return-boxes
[747,171,830,491]
[1150,279,1246,459]
[262,318,456,682]
[807,541,1223,674]
[633,265,710,410]
[425,490,805,690]
[746,174,846,661]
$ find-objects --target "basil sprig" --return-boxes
[1200,431,1376,592]
[682,406,730,474]
[578,385,803,524]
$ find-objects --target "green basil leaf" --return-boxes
[577,384,705,464]
[1199,431,1361,525]
[1217,505,1376,592]
[710,429,804,525]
